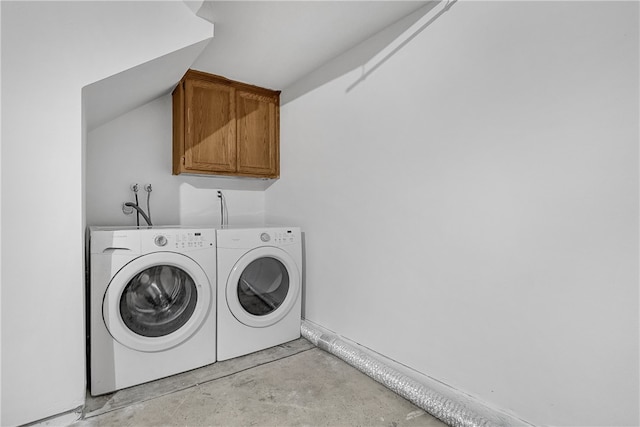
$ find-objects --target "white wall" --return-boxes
[86,95,266,228]
[0,2,212,425]
[267,2,639,426]
[0,2,3,423]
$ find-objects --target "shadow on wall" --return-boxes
[82,39,212,132]
[282,0,456,104]
[346,0,457,93]
[178,179,267,227]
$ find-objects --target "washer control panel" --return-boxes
[142,228,215,252]
[154,235,168,247]
[172,231,209,249]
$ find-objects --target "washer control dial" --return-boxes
[154,235,168,247]
[260,232,271,242]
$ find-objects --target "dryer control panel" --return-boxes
[270,230,296,245]
[217,227,300,249]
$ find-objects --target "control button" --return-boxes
[260,233,271,242]
[154,235,168,247]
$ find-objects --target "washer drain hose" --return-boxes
[124,202,152,226]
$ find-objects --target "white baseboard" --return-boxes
[302,319,534,427]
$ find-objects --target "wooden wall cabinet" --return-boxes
[172,70,280,178]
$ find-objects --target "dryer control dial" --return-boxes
[260,232,271,242]
[154,235,168,247]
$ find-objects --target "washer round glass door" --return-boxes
[103,252,212,352]
[226,247,300,328]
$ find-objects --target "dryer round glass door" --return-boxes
[103,252,212,352]
[238,257,289,316]
[227,247,300,328]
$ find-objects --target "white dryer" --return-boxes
[216,226,302,361]
[88,226,216,395]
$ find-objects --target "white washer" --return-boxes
[88,226,216,395]
[216,226,302,361]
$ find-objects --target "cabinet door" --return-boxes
[236,90,279,178]
[184,79,236,173]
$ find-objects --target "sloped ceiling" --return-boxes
[83,39,211,131]
[191,1,431,91]
[84,1,433,131]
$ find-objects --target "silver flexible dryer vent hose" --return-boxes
[301,321,507,427]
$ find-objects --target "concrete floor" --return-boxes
[74,339,447,426]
